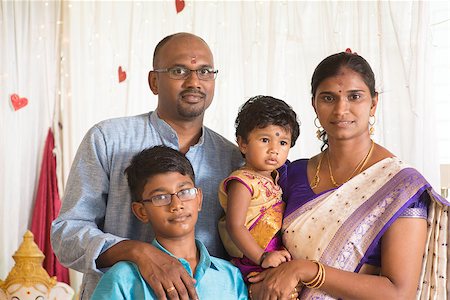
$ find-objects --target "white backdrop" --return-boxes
[0,0,62,279]
[1,0,448,287]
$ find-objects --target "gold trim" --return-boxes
[250,202,285,250]
[0,230,57,291]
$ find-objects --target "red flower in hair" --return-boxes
[345,48,358,55]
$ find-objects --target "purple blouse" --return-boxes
[279,159,429,267]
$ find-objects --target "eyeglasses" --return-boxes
[153,66,218,81]
[141,187,199,207]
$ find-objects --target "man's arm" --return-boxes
[51,125,198,299]
[51,125,125,274]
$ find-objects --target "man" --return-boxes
[51,32,243,300]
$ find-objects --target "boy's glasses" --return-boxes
[153,67,218,81]
[141,187,198,207]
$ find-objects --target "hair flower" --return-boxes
[345,48,358,55]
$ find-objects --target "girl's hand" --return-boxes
[261,249,292,268]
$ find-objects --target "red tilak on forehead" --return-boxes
[191,56,197,64]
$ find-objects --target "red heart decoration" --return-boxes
[10,94,28,111]
[175,0,185,13]
[118,66,127,83]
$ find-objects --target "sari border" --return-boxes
[321,167,429,271]
[356,184,429,272]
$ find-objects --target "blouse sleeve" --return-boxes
[398,191,430,219]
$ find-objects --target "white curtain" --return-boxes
[0,0,61,279]
[1,0,445,289]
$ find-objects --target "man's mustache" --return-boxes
[180,88,206,98]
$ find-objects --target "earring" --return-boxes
[314,117,324,140]
[369,115,376,135]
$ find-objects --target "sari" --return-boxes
[281,157,449,300]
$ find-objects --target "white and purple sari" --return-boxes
[280,157,449,300]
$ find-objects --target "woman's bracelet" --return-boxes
[301,260,326,289]
[259,251,269,266]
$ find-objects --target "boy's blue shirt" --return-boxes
[91,239,248,300]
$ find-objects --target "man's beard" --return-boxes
[176,101,206,119]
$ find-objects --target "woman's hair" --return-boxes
[311,52,377,150]
[235,95,300,147]
[124,145,195,202]
[311,51,376,98]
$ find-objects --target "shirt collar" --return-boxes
[151,238,218,282]
[149,111,206,148]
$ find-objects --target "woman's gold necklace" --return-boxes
[327,140,375,187]
[309,152,325,189]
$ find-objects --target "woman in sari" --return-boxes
[248,50,449,300]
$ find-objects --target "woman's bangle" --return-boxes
[259,251,269,266]
[301,260,326,289]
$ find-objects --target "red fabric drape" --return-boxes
[30,128,69,283]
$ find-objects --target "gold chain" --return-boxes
[309,151,325,189]
[327,140,375,187]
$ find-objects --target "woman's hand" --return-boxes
[248,260,303,300]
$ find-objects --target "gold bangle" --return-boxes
[315,264,326,289]
[301,260,326,289]
[309,263,324,289]
[301,260,321,286]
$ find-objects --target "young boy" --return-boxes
[218,95,300,282]
[91,146,248,299]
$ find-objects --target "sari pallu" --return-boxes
[282,157,449,300]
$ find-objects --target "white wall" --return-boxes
[432,2,450,165]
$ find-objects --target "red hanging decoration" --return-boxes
[175,0,185,13]
[10,93,28,111]
[118,66,127,83]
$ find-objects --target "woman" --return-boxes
[248,50,449,300]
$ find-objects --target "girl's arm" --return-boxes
[226,180,266,265]
[249,217,427,300]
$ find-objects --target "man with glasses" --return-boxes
[91,146,247,299]
[51,33,243,300]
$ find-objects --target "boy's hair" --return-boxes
[235,95,300,147]
[124,145,195,202]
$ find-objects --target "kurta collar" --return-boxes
[149,111,205,148]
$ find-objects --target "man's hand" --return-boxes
[136,243,198,300]
[97,240,198,300]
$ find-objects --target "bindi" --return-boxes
[275,132,280,137]
[191,56,197,64]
